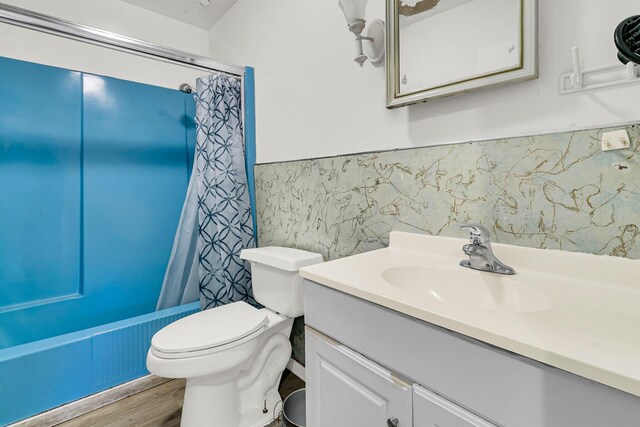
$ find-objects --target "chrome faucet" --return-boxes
[458,223,516,275]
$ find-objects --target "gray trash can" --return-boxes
[282,388,306,427]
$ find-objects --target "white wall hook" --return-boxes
[570,46,583,89]
[561,45,640,94]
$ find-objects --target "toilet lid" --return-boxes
[151,301,268,354]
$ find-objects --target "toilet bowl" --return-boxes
[147,246,323,427]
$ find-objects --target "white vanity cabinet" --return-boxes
[304,280,640,427]
[306,327,495,427]
[306,328,412,427]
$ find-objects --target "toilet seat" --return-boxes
[151,301,268,359]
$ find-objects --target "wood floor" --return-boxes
[57,371,305,427]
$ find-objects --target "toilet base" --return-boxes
[181,377,284,427]
[239,388,282,427]
[181,378,239,427]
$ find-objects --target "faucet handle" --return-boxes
[457,223,492,245]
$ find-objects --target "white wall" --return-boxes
[0,0,211,89]
[209,0,640,164]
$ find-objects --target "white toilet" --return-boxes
[147,246,323,427]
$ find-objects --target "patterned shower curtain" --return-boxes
[156,72,256,311]
[195,73,256,309]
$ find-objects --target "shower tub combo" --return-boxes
[0,56,200,425]
[0,21,256,423]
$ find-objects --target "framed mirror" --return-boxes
[386,0,538,108]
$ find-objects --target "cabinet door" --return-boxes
[413,384,495,427]
[306,327,412,427]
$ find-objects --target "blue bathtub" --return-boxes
[0,302,199,426]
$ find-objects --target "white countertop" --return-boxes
[299,231,640,397]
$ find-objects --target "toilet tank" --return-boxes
[240,247,323,317]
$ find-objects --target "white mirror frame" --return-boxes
[386,0,539,109]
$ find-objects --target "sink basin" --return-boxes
[381,266,552,313]
[299,231,640,397]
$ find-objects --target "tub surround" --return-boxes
[0,57,197,348]
[0,56,203,426]
[255,123,640,362]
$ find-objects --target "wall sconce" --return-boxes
[338,0,385,67]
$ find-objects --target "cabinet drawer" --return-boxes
[306,327,412,427]
[413,384,495,427]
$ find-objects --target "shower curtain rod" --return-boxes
[0,2,245,77]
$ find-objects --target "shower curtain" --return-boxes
[157,72,256,311]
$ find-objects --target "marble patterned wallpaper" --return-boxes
[255,124,640,364]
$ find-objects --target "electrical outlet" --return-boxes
[601,130,631,151]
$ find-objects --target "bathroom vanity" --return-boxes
[300,232,640,427]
